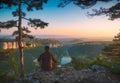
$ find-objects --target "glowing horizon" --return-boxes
[0,0,120,40]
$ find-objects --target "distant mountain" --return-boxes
[59,38,84,45]
[34,35,69,39]
[0,35,15,39]
[35,38,62,44]
[0,34,112,42]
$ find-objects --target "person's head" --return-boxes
[45,46,50,52]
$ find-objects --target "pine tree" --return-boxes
[0,0,48,77]
[59,0,120,20]
[103,32,120,60]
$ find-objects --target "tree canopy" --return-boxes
[103,32,120,60]
[89,2,120,20]
[58,0,112,8]
[59,0,120,20]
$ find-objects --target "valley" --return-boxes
[0,38,111,74]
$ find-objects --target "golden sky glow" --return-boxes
[0,0,120,40]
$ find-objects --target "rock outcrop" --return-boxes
[14,65,120,83]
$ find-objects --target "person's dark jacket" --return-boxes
[38,51,58,71]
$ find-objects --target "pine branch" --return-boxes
[58,0,112,8]
[12,30,18,36]
[13,26,34,40]
[22,17,48,29]
[88,3,120,20]
[0,20,17,29]
[22,26,31,33]
[22,34,34,39]
[23,0,48,11]
[0,0,17,9]
[13,27,31,36]
[12,9,26,17]
[28,19,48,29]
[14,32,34,40]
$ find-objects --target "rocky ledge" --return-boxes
[14,65,120,83]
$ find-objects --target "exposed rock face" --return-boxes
[0,41,36,49]
[16,65,120,83]
[49,43,63,48]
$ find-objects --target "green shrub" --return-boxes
[71,54,120,74]
[71,56,94,70]
[0,49,19,83]
[0,72,7,83]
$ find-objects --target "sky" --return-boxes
[0,0,120,40]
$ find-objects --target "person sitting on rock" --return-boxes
[38,46,58,71]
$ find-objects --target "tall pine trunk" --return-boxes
[18,0,24,77]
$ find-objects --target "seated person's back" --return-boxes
[38,46,58,71]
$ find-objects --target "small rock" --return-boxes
[91,64,107,73]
